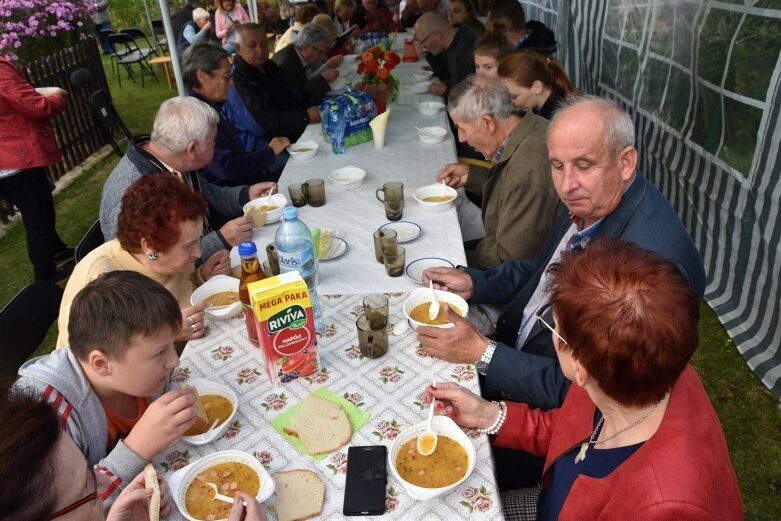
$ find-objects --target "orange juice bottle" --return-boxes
[238,241,266,346]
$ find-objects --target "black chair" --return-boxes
[106,33,158,87]
[69,68,133,156]
[120,27,159,57]
[151,19,169,51]
[0,281,63,379]
[75,219,105,263]
[100,28,130,76]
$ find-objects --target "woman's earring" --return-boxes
[148,251,159,261]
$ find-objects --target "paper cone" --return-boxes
[370,109,390,148]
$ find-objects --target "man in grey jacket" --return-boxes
[100,96,275,261]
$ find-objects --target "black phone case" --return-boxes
[343,445,388,516]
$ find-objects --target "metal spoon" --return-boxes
[428,279,440,322]
[205,482,248,506]
[416,379,438,456]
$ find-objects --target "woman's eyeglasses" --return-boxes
[535,309,567,345]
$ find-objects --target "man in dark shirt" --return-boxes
[487,0,557,55]
[414,13,478,99]
[223,23,321,157]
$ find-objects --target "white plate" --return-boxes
[320,237,348,261]
[405,257,454,284]
[379,221,421,243]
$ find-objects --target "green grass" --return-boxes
[1,53,780,519]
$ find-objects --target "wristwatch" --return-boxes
[475,340,497,376]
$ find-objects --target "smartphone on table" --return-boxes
[343,445,387,516]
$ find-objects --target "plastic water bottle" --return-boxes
[327,100,346,155]
[275,207,323,330]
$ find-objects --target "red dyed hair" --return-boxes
[547,237,699,408]
[498,50,578,96]
[117,174,208,254]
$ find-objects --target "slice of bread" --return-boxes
[271,470,325,521]
[181,384,211,436]
[244,205,266,228]
[283,395,352,455]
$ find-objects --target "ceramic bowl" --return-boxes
[168,450,275,521]
[416,126,447,145]
[413,184,458,212]
[190,275,241,320]
[330,77,347,92]
[388,416,476,500]
[412,70,434,81]
[329,166,366,190]
[288,141,318,161]
[179,378,239,446]
[242,194,287,226]
[409,81,433,94]
[415,101,446,116]
[403,287,469,332]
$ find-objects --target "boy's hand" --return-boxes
[124,388,197,460]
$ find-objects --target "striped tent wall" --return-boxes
[519,0,781,395]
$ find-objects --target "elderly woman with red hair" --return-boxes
[424,238,742,520]
[56,175,230,349]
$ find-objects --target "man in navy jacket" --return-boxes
[421,95,706,412]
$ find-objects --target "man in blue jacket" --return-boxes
[421,95,706,412]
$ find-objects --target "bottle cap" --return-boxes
[283,206,298,220]
[238,241,257,256]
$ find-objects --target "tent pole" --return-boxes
[142,0,161,54]
[157,0,186,95]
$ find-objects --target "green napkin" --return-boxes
[270,388,370,460]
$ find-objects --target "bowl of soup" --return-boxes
[180,378,239,446]
[415,126,447,145]
[403,287,469,332]
[191,275,242,320]
[242,194,287,227]
[413,184,458,212]
[389,415,475,500]
[288,140,318,161]
[168,450,275,521]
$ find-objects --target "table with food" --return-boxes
[154,38,505,521]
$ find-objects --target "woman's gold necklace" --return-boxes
[574,392,668,464]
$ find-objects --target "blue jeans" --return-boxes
[94,22,113,54]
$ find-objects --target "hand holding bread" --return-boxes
[105,466,170,521]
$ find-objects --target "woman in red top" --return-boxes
[0,56,72,281]
[425,238,743,520]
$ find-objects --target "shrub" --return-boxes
[0,0,95,64]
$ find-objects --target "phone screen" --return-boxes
[343,445,387,516]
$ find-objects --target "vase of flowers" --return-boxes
[0,0,94,64]
[355,47,401,114]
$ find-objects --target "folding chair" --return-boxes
[106,33,158,87]
[75,219,106,263]
[69,68,133,156]
[100,28,130,76]
[0,281,63,379]
[119,27,159,57]
[151,19,169,52]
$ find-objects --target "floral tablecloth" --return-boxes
[156,292,504,520]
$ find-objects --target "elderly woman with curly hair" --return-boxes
[56,175,230,349]
[424,238,742,520]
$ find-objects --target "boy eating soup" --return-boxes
[15,270,199,507]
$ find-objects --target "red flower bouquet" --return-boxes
[355,47,401,113]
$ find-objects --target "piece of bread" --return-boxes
[181,384,211,436]
[283,395,352,455]
[270,470,325,521]
[144,464,160,521]
[244,205,266,227]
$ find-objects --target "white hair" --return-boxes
[294,23,332,50]
[551,95,636,160]
[192,7,210,21]
[447,75,516,122]
[151,96,219,154]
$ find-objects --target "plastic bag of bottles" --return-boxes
[320,82,377,152]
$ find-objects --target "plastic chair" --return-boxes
[69,68,133,156]
[75,219,105,263]
[106,32,158,87]
[0,281,63,379]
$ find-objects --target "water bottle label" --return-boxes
[278,247,315,277]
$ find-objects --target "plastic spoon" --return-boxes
[416,379,438,456]
[428,279,440,322]
[205,482,248,507]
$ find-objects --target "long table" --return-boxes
[231,58,468,295]
[160,50,505,521]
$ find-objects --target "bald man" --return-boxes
[414,12,478,97]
